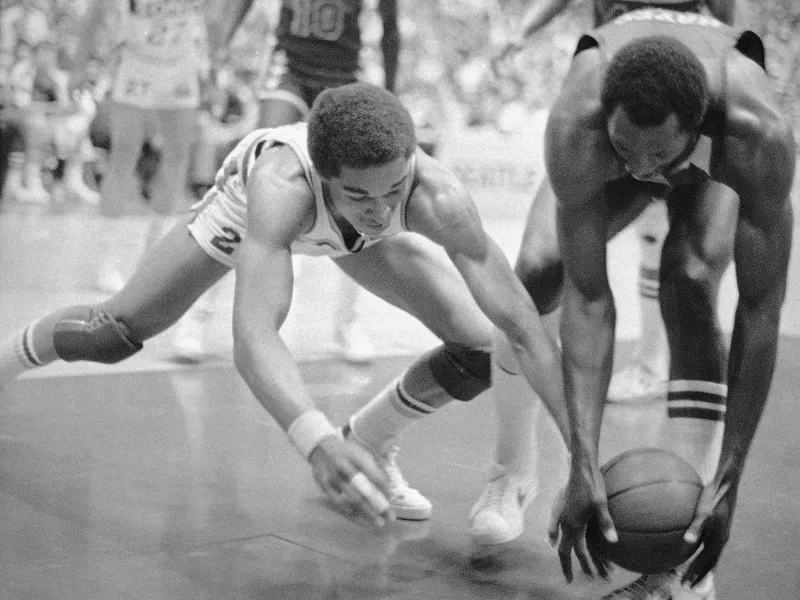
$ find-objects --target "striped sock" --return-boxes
[349,377,437,452]
[663,380,726,483]
[0,323,48,392]
[667,380,727,422]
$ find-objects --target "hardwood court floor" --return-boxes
[1,341,799,600]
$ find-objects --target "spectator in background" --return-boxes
[69,0,214,293]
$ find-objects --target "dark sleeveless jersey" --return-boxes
[274,0,364,83]
[576,8,766,137]
[593,0,704,26]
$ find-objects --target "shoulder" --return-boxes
[406,149,483,243]
[245,142,316,241]
[716,51,795,192]
[547,50,620,205]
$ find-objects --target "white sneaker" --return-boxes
[468,464,537,545]
[335,321,375,364]
[601,570,715,600]
[341,423,432,521]
[607,363,666,403]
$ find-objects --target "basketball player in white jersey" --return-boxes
[70,0,211,292]
[0,83,571,526]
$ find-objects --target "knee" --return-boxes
[53,305,143,364]
[515,250,563,315]
[423,343,492,402]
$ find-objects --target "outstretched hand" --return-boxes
[308,435,395,527]
[681,479,738,587]
[547,469,616,582]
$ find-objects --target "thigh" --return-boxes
[663,178,739,274]
[333,233,493,348]
[105,213,231,341]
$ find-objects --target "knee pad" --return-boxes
[426,343,491,402]
[53,305,143,364]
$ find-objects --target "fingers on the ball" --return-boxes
[575,537,595,578]
[597,506,618,543]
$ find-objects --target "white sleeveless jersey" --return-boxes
[122,0,207,63]
[215,122,411,257]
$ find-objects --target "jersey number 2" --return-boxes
[211,227,242,255]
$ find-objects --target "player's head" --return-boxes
[308,83,417,236]
[308,82,417,180]
[601,36,708,180]
[601,36,709,131]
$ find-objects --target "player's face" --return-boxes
[328,156,413,236]
[607,107,698,183]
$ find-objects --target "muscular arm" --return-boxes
[714,62,795,489]
[377,0,400,93]
[232,146,318,430]
[545,52,618,471]
[409,153,569,442]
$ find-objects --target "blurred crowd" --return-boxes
[0,0,556,215]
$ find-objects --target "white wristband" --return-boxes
[287,410,338,460]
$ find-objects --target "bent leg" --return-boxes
[1,215,230,389]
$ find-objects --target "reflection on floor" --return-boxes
[1,343,799,600]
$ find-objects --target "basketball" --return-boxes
[586,447,703,574]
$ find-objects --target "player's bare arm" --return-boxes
[682,54,796,584]
[544,49,629,579]
[234,144,393,526]
[406,151,570,442]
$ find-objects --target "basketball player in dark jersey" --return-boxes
[530,11,793,600]
[468,0,739,558]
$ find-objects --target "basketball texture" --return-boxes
[587,447,703,574]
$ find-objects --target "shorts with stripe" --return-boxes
[187,183,247,269]
[255,49,358,117]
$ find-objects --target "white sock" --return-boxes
[659,380,726,483]
[491,329,547,478]
[0,322,49,392]
[635,201,668,369]
[349,377,437,451]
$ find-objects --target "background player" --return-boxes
[0,83,570,528]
